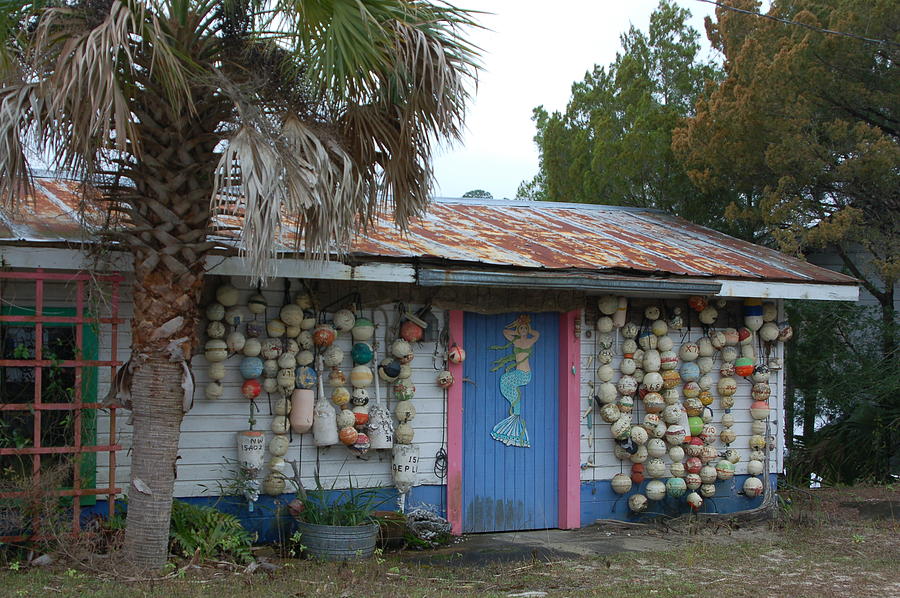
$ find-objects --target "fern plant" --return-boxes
[168,500,253,564]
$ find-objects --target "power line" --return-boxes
[695,0,900,48]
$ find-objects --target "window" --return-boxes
[1,306,99,503]
[0,270,123,541]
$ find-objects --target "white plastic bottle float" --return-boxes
[367,327,394,450]
[313,353,340,447]
[236,429,264,508]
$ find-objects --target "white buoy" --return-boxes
[236,430,265,473]
[391,444,419,494]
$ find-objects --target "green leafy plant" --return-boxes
[293,475,389,527]
[285,530,306,558]
[200,457,260,504]
[168,500,253,564]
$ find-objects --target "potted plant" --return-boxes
[290,477,386,561]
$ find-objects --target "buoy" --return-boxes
[207,320,226,339]
[339,426,358,445]
[437,370,454,389]
[646,479,666,501]
[295,365,317,389]
[613,296,628,328]
[323,345,344,368]
[280,304,303,327]
[351,317,375,341]
[266,319,286,338]
[735,357,755,377]
[666,477,687,498]
[351,342,374,365]
[368,404,393,449]
[241,379,261,400]
[611,473,632,494]
[448,344,466,364]
[269,434,289,457]
[313,383,339,447]
[686,491,703,511]
[208,362,226,381]
[236,430,265,473]
[290,389,314,434]
[350,365,374,388]
[313,324,336,347]
[333,309,356,332]
[392,444,419,494]
[216,284,239,307]
[743,476,764,498]
[271,416,290,435]
[204,339,228,363]
[205,382,223,400]
[206,302,225,321]
[224,306,248,328]
[262,473,286,496]
[400,320,424,342]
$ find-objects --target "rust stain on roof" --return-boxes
[0,178,856,285]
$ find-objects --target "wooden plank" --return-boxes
[557,310,581,529]
[0,246,132,271]
[206,256,416,283]
[716,279,858,301]
[446,310,464,535]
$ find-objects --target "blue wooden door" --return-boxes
[462,312,559,532]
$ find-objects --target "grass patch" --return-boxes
[1,486,897,598]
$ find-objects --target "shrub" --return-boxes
[168,500,253,564]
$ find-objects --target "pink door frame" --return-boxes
[446,309,581,535]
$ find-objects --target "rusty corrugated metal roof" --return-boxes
[0,178,855,285]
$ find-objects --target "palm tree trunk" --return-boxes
[123,358,186,570]
[110,75,226,570]
[121,249,205,570]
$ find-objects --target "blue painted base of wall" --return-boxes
[580,474,777,523]
[81,476,775,543]
[82,485,447,544]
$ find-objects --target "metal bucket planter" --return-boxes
[295,521,378,561]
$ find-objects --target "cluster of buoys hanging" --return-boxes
[601,295,792,513]
[201,282,398,500]
[309,307,378,457]
[386,315,425,494]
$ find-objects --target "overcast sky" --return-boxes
[432,0,719,200]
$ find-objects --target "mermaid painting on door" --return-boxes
[489,314,540,447]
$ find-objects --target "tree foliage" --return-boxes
[785,300,898,484]
[674,0,899,486]
[525,1,732,231]
[462,188,492,199]
[673,0,899,350]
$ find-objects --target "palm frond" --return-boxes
[0,0,197,204]
[35,1,138,159]
[213,124,285,279]
[0,81,45,204]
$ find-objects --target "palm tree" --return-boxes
[0,0,478,570]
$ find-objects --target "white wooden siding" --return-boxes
[93,276,449,498]
[3,271,787,499]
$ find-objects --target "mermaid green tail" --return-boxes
[491,369,532,448]
[491,413,530,447]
